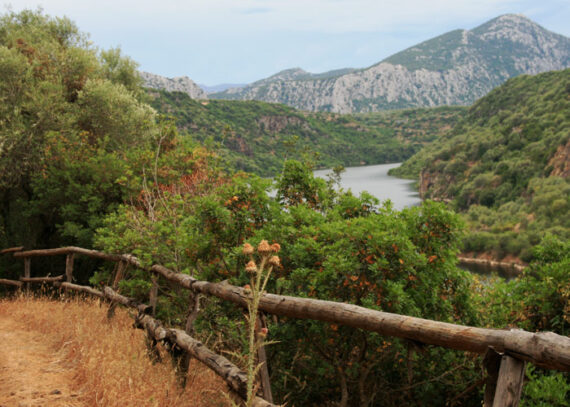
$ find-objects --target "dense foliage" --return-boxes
[95,155,481,406]
[392,69,570,261]
[148,90,464,176]
[0,9,160,279]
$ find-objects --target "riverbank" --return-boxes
[458,254,525,279]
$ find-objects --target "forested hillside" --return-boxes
[393,69,570,261]
[149,90,464,176]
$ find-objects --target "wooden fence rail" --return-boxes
[4,245,570,407]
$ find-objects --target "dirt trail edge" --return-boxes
[0,314,83,407]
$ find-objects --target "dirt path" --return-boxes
[0,315,83,407]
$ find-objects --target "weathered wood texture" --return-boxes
[492,355,526,407]
[56,282,104,298]
[24,258,30,278]
[150,265,570,372]
[24,257,31,290]
[256,315,273,403]
[0,278,23,287]
[65,254,74,282]
[483,348,502,407]
[10,246,570,372]
[149,275,158,316]
[20,275,64,283]
[107,260,128,319]
[15,247,126,262]
[102,286,151,315]
[0,246,23,254]
[112,261,127,290]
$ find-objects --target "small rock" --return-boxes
[50,389,62,395]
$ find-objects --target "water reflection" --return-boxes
[459,261,520,280]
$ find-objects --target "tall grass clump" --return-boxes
[0,294,230,407]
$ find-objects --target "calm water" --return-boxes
[314,163,421,210]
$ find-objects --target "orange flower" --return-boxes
[245,260,257,273]
[268,256,281,267]
[271,243,281,253]
[257,240,271,254]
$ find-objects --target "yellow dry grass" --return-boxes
[0,294,230,407]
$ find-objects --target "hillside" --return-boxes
[210,14,570,113]
[393,69,570,261]
[148,89,465,176]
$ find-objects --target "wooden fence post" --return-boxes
[24,257,30,291]
[256,314,273,403]
[145,274,161,362]
[176,290,201,386]
[492,355,526,407]
[107,260,127,319]
[483,348,502,407]
[149,275,159,317]
[65,253,75,282]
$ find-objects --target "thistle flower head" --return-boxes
[243,284,252,295]
[268,256,281,267]
[271,243,281,253]
[259,327,269,338]
[245,260,257,274]
[257,240,271,254]
[242,243,254,255]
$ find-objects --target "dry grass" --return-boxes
[0,294,231,407]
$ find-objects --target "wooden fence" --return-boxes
[1,246,569,407]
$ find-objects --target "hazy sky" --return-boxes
[4,0,570,85]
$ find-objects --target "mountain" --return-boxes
[199,83,247,94]
[211,14,570,113]
[147,89,464,176]
[392,69,570,261]
[139,71,207,99]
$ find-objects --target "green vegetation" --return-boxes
[0,9,176,279]
[148,90,464,176]
[1,10,568,406]
[393,69,570,261]
[95,155,480,406]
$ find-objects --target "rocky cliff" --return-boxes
[139,71,207,99]
[212,14,570,113]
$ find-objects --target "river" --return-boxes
[314,162,421,210]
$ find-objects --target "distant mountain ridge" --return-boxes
[211,14,570,113]
[139,71,207,99]
[198,83,246,93]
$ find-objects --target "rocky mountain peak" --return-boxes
[211,14,570,113]
[139,71,207,99]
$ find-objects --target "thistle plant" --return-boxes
[242,240,280,406]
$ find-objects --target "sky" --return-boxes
[3,0,570,86]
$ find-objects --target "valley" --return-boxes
[0,8,568,407]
